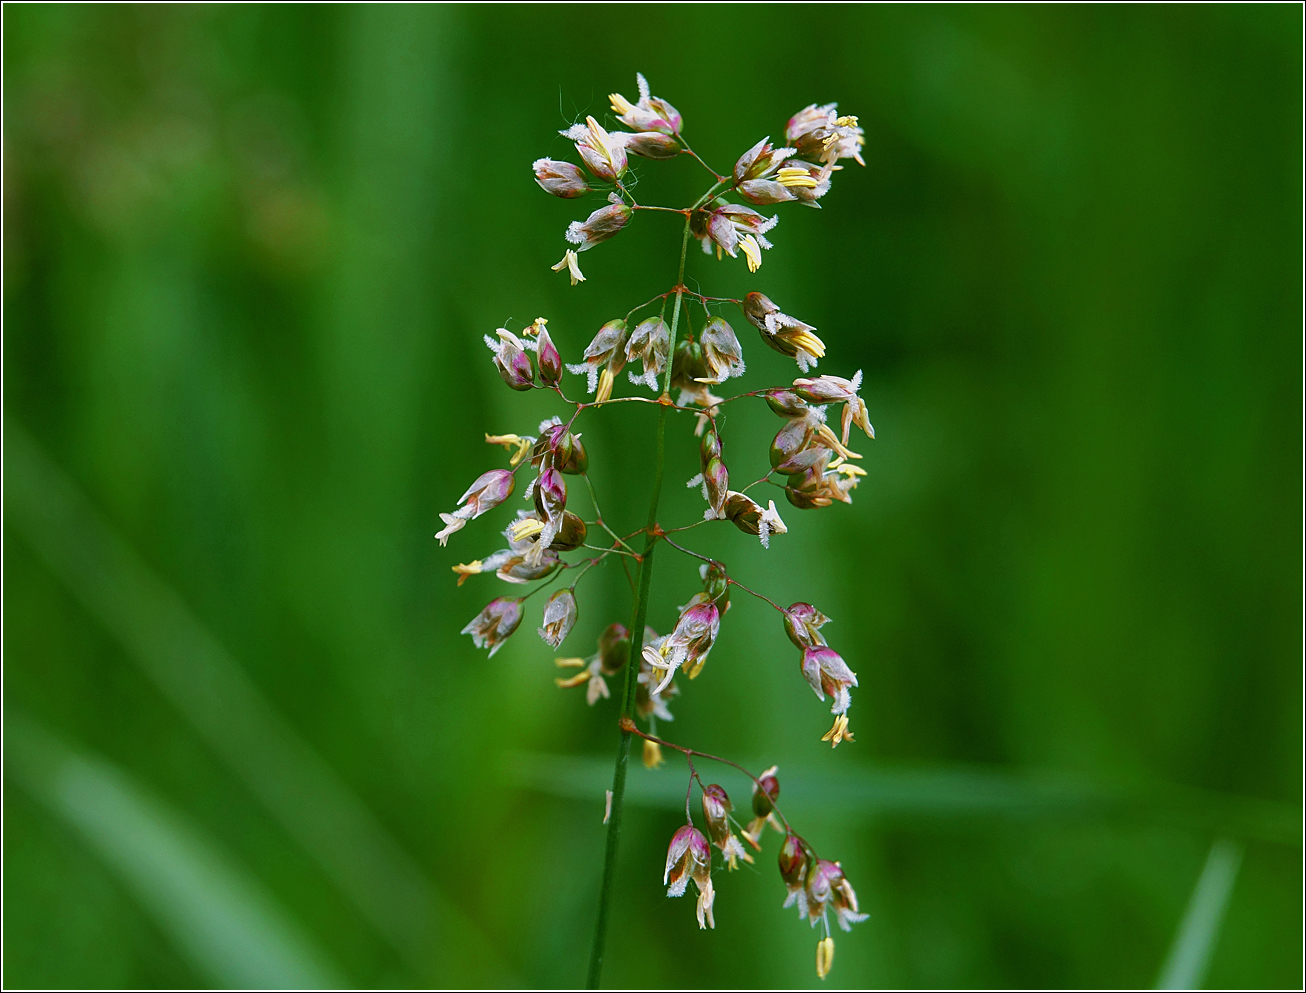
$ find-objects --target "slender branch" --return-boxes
[661,534,715,563]
[727,576,787,613]
[619,717,792,833]
[587,212,693,990]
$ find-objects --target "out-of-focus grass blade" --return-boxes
[1155,838,1243,990]
[511,753,1299,845]
[6,713,342,990]
[4,423,510,981]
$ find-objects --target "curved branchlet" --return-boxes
[439,73,875,985]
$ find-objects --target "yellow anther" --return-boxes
[739,234,763,273]
[508,518,545,542]
[642,739,665,769]
[451,561,483,587]
[820,714,855,748]
[554,657,586,668]
[816,937,835,979]
[596,367,616,403]
[777,167,819,189]
[554,671,591,689]
[789,329,827,358]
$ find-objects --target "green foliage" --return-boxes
[3,4,1300,988]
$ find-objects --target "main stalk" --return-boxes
[586,217,693,988]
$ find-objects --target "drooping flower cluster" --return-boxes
[438,74,876,979]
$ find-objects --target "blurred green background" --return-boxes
[3,4,1301,989]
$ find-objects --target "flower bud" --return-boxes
[461,597,524,657]
[785,484,830,510]
[778,831,812,891]
[753,767,781,818]
[565,203,633,252]
[615,131,681,159]
[548,511,587,551]
[596,623,630,675]
[533,467,567,523]
[538,589,578,648]
[699,317,745,383]
[700,427,723,463]
[702,456,729,520]
[670,338,709,392]
[765,389,810,418]
[770,418,815,469]
[536,326,562,384]
[699,560,730,610]
[702,784,753,870]
[723,492,787,547]
[625,316,670,390]
[532,158,590,199]
[496,553,559,584]
[773,444,831,478]
[738,178,798,206]
[742,292,826,372]
[783,603,830,650]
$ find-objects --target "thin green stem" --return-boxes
[587,213,693,990]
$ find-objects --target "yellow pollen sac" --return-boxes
[554,657,586,668]
[642,739,665,769]
[596,367,616,403]
[609,92,634,115]
[554,670,592,689]
[508,518,545,542]
[789,329,828,358]
[835,115,859,128]
[777,167,819,189]
[836,463,867,478]
[739,234,763,273]
[820,714,855,748]
[816,424,862,460]
[451,561,483,586]
[816,936,835,979]
[485,433,532,466]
